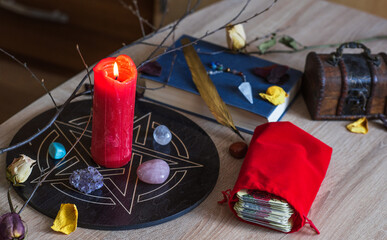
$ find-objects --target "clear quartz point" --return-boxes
[238,82,254,104]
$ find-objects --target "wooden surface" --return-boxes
[1,0,386,239]
[328,0,387,19]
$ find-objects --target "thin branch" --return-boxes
[132,0,146,37]
[143,0,201,62]
[244,25,290,48]
[158,0,169,28]
[1,0,277,153]
[0,48,58,109]
[7,185,15,213]
[19,109,92,214]
[18,46,94,213]
[138,50,178,90]
[224,0,251,26]
[232,0,278,26]
[76,44,93,103]
[137,41,170,48]
[0,45,94,155]
[249,35,387,55]
[196,49,226,55]
[0,73,90,154]
[137,0,278,69]
[196,26,289,55]
[119,24,175,52]
[118,0,156,30]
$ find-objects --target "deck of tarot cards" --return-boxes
[234,189,295,233]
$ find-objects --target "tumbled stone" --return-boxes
[229,141,248,159]
[49,142,66,159]
[153,125,172,145]
[137,159,170,184]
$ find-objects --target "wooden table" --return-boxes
[1,0,386,239]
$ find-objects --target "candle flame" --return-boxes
[113,62,119,78]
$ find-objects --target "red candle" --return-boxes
[91,55,137,168]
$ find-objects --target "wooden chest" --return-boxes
[302,42,387,120]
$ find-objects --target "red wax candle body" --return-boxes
[91,55,137,168]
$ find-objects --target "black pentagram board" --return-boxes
[6,100,219,230]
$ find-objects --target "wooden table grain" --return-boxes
[1,0,386,239]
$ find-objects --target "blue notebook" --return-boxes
[141,35,302,133]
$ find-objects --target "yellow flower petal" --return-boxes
[226,24,246,50]
[259,86,288,105]
[346,117,368,134]
[51,204,78,235]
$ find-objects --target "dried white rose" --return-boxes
[6,154,36,185]
[226,24,246,50]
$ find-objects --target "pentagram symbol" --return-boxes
[7,100,219,230]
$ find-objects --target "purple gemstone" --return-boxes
[137,159,170,184]
[138,61,162,76]
[69,166,104,194]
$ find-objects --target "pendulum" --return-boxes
[207,62,253,104]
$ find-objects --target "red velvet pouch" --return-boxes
[220,122,332,234]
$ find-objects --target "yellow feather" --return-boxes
[181,38,244,140]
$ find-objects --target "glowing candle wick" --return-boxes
[113,62,119,80]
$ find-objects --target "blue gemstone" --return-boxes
[210,61,218,70]
[49,142,66,159]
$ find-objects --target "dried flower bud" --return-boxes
[0,213,26,240]
[226,24,246,51]
[6,154,36,185]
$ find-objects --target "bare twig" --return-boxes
[0,73,90,154]
[144,0,202,62]
[118,0,156,31]
[7,185,15,213]
[0,45,95,155]
[158,0,169,28]
[248,35,387,55]
[76,45,94,103]
[132,0,146,37]
[0,48,58,109]
[224,0,252,25]
[244,25,290,48]
[18,109,92,214]
[137,0,278,69]
[119,22,177,53]
[1,0,278,153]
[138,51,178,91]
[137,42,170,48]
[231,0,277,26]
[18,47,94,214]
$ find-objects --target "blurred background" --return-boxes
[0,0,385,123]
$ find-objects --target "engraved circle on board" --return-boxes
[6,100,219,230]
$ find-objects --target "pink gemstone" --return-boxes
[137,159,170,184]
